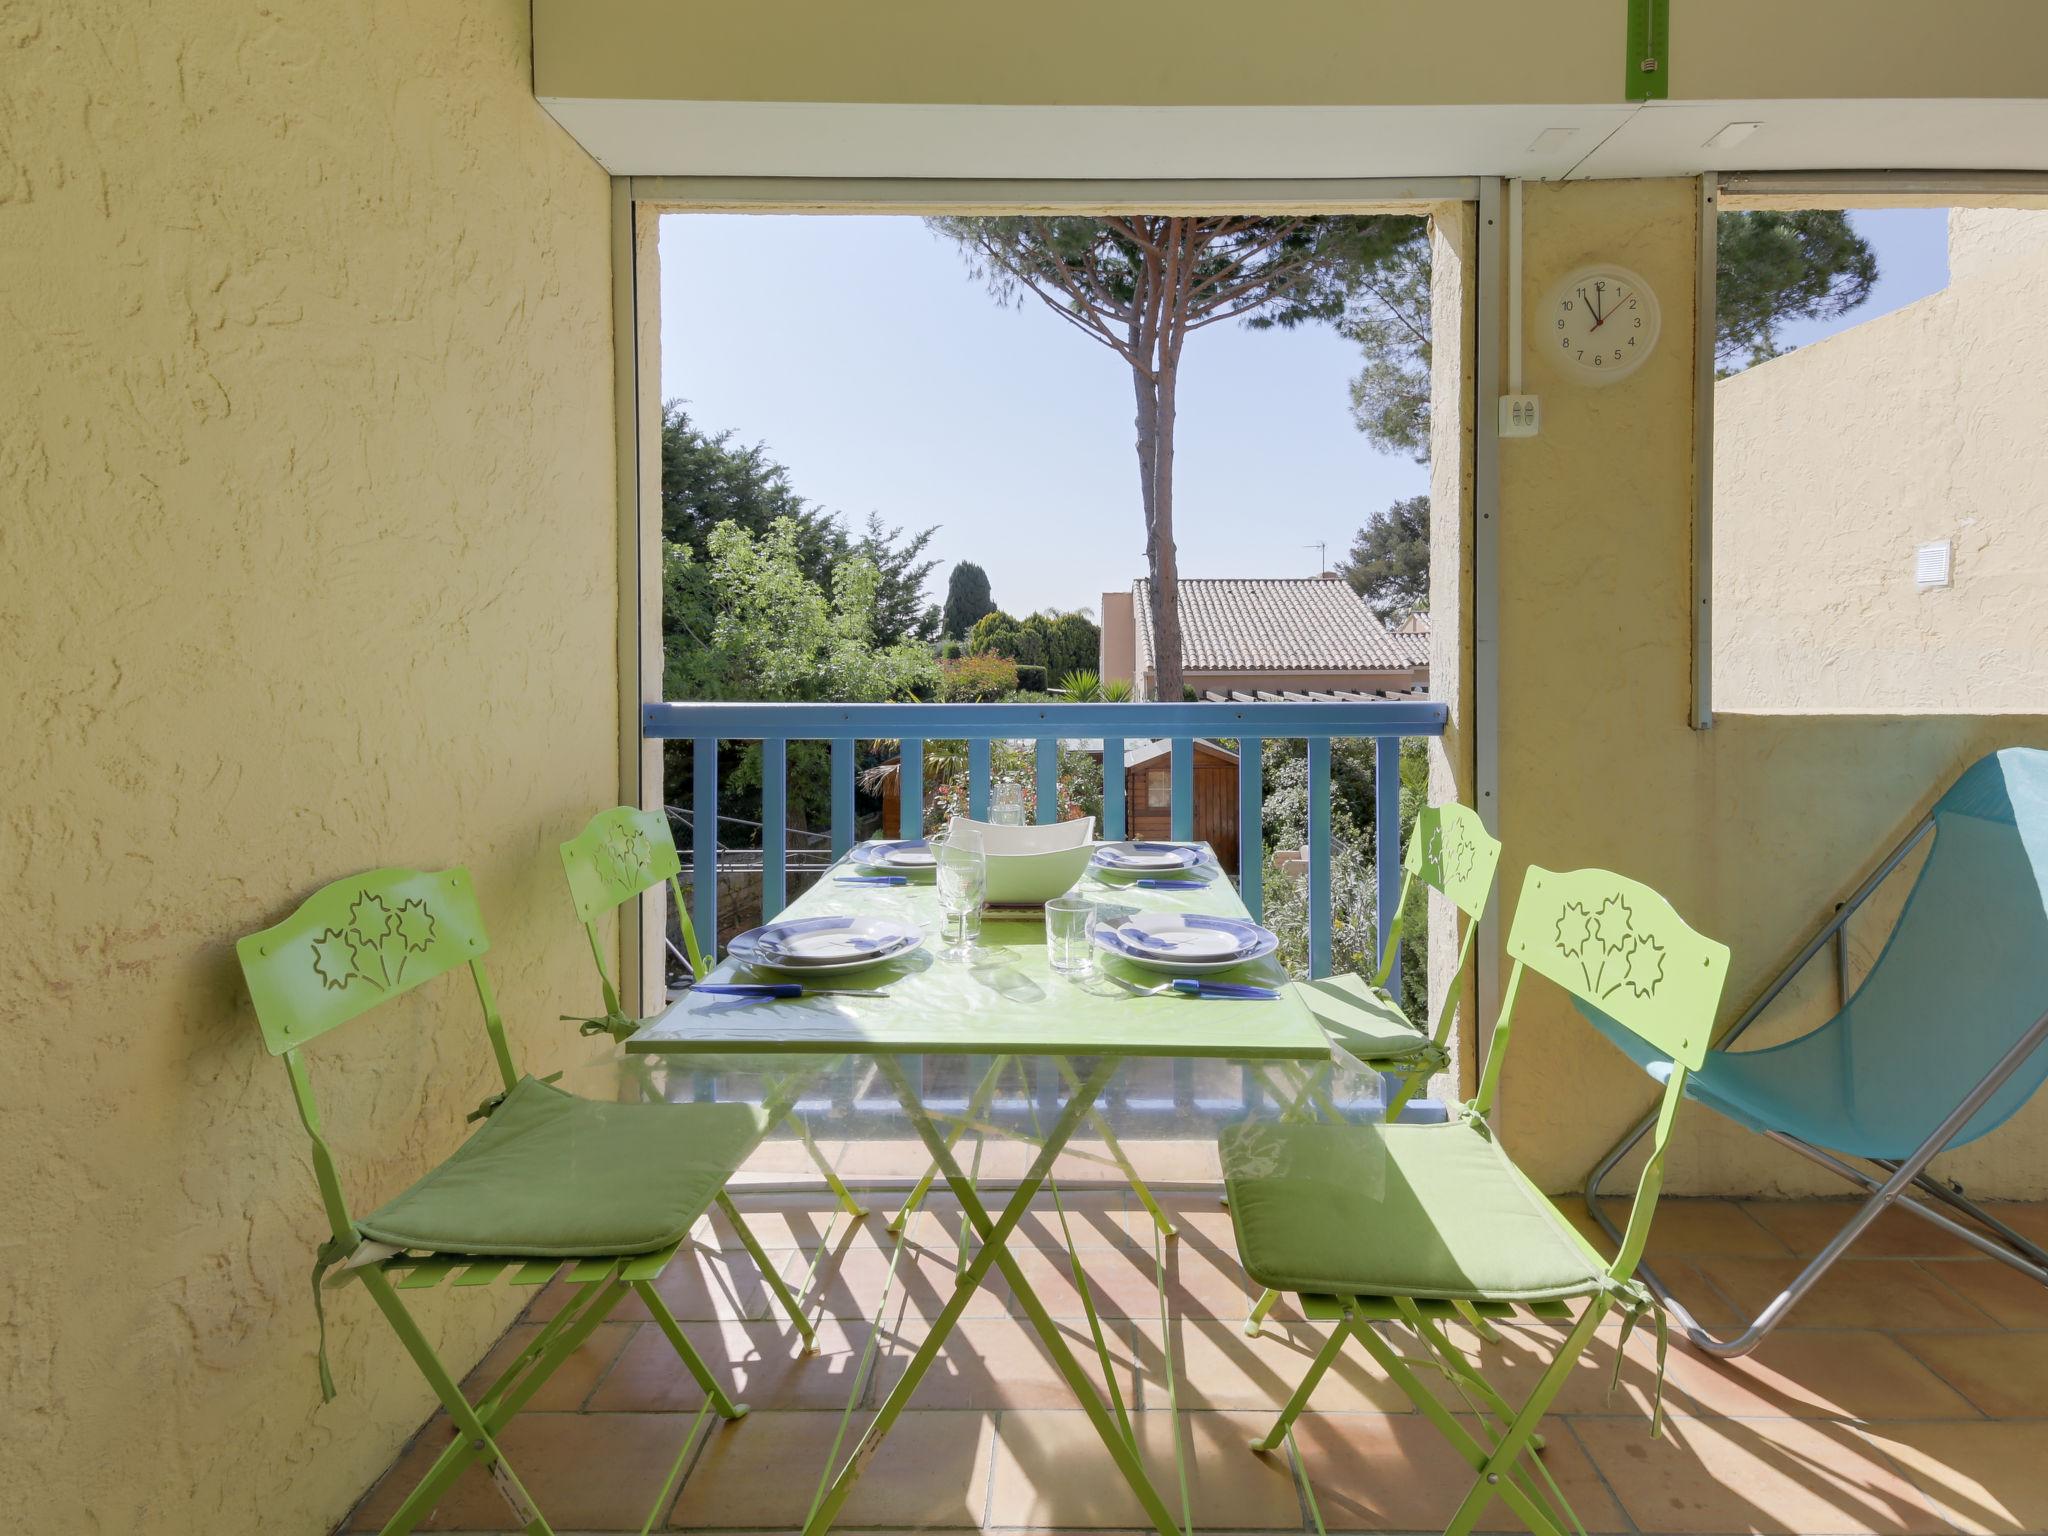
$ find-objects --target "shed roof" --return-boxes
[1133,577,1425,676]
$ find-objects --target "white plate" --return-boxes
[854,839,935,871]
[1092,840,1205,873]
[1092,914,1278,976]
[731,915,924,974]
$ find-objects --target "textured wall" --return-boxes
[1714,209,2048,711]
[1493,180,2048,1198]
[0,2,615,1530]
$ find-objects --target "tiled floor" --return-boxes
[344,1148,2048,1535]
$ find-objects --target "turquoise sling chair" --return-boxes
[1585,746,2048,1356]
[560,806,870,1222]
[1241,801,1504,1338]
[240,866,816,1536]
[1222,865,1728,1536]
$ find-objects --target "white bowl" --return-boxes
[945,815,1095,856]
[980,843,1097,905]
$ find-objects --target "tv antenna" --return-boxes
[1302,541,1327,575]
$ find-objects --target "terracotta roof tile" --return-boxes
[1132,578,1423,674]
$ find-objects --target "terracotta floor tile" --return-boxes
[349,1412,709,1531]
[1001,1237,1258,1321]
[1291,1410,1627,1532]
[461,1322,636,1413]
[667,1408,991,1529]
[1856,1420,2048,1534]
[1574,1412,1951,1534]
[1121,1189,1243,1247]
[1692,1256,1997,1330]
[1562,1196,1792,1261]
[793,1238,1013,1328]
[696,1195,883,1253]
[734,1133,845,1178]
[1741,1200,1980,1259]
[868,1311,1139,1410]
[1130,1315,1416,1414]
[1660,1330,1980,1422]
[1979,1202,2048,1248]
[588,1317,873,1413]
[1895,1331,2048,1417]
[986,1409,1304,1529]
[519,1250,767,1326]
[1922,1258,2048,1329]
[908,1189,1146,1253]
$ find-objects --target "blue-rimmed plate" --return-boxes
[731,915,924,974]
[1092,912,1277,975]
[1091,841,1208,875]
[852,838,936,874]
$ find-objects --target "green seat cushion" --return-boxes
[1219,1120,1606,1303]
[1290,975,1432,1062]
[357,1076,768,1258]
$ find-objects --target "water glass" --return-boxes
[933,833,987,961]
[990,781,1027,826]
[1045,895,1096,975]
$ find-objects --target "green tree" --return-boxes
[929,216,1416,699]
[1340,495,1430,623]
[967,607,1100,680]
[661,402,939,654]
[1715,210,1879,371]
[941,561,996,640]
[1307,209,1878,461]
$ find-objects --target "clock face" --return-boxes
[1544,264,1660,384]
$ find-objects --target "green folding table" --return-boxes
[628,859,1331,1536]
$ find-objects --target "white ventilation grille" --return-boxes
[1915,540,1953,590]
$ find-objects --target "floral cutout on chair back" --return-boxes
[560,807,684,923]
[237,868,489,1056]
[1405,802,1502,919]
[1504,865,1728,1071]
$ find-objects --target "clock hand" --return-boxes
[1589,288,1623,332]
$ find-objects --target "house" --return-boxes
[1100,575,1428,701]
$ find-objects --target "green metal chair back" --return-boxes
[560,807,705,1039]
[237,866,521,1247]
[1493,864,1729,1279]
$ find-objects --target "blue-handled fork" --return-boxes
[691,982,890,1001]
[1107,975,1278,1000]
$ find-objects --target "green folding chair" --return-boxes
[1242,800,1502,1337]
[240,865,816,1536]
[560,806,869,1219]
[1221,864,1728,1536]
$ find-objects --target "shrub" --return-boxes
[1014,664,1047,693]
[1099,677,1134,702]
[939,652,1018,702]
[1057,669,1102,701]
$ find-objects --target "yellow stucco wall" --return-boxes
[1496,180,2048,1197]
[1714,209,2048,711]
[533,0,2048,108]
[0,2,615,1529]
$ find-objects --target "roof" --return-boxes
[1132,577,1425,675]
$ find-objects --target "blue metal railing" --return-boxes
[644,699,1447,987]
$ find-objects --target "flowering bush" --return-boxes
[938,652,1019,702]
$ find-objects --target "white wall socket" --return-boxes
[1499,395,1540,437]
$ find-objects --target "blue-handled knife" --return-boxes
[691,983,888,1000]
[835,875,908,886]
[1172,979,1279,999]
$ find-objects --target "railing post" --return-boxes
[691,735,718,954]
[1034,736,1057,823]
[900,738,924,839]
[1307,737,1332,979]
[1170,737,1194,842]
[1375,734,1402,997]
[830,738,854,860]
[1102,737,1126,841]
[968,737,991,822]
[762,737,788,920]
[1237,737,1263,921]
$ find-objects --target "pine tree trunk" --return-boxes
[1148,356,1185,702]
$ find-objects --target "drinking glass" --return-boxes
[933,832,987,961]
[990,781,1027,826]
[1045,894,1096,975]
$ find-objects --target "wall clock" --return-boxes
[1542,264,1660,384]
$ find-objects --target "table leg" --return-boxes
[801,1056,1187,1536]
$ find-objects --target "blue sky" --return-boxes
[659,207,1949,618]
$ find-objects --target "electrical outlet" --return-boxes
[1499,395,1540,437]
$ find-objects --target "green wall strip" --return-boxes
[1627,0,1671,101]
